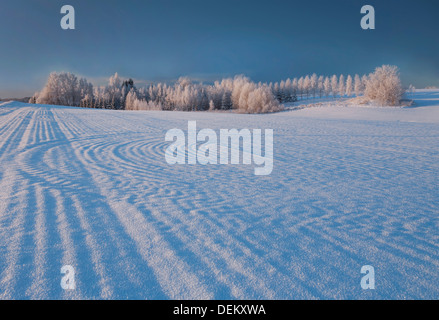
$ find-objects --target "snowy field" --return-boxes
[0,90,438,300]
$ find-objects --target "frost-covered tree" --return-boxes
[292,78,298,99]
[331,75,338,98]
[209,100,215,111]
[79,78,93,98]
[245,85,282,113]
[338,75,345,98]
[318,75,324,98]
[284,78,292,102]
[280,80,286,102]
[297,77,304,99]
[121,79,136,107]
[364,65,404,106]
[36,72,82,106]
[310,73,318,98]
[105,73,123,109]
[303,75,311,99]
[323,77,331,98]
[29,92,39,104]
[273,82,281,102]
[79,78,94,108]
[124,89,138,110]
[345,75,353,97]
[361,75,369,92]
[221,91,232,110]
[354,74,363,96]
[177,77,192,88]
[80,94,93,108]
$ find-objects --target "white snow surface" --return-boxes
[0,91,438,299]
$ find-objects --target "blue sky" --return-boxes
[0,0,438,97]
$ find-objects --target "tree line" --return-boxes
[29,65,405,113]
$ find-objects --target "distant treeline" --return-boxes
[28,65,406,112]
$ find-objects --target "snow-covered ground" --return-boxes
[0,90,438,299]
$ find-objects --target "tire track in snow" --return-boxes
[0,171,28,299]
[54,112,214,298]
[0,106,44,298]
[1,107,96,298]
[67,125,291,298]
[70,195,113,299]
[0,108,33,159]
[68,142,213,298]
[52,109,171,299]
[61,112,323,299]
[17,109,113,299]
[26,185,49,299]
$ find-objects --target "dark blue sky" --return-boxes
[0,0,438,97]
